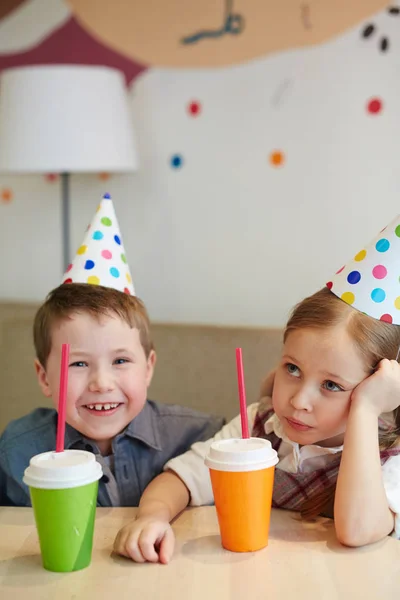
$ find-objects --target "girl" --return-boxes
[113,285,400,562]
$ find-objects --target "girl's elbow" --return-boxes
[335,524,390,548]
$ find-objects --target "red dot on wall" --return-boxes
[367,98,383,115]
[188,101,201,116]
[45,173,59,182]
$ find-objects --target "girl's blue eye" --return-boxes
[323,380,343,392]
[286,363,300,376]
[114,358,128,365]
[70,361,87,368]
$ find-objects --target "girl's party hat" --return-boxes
[62,194,135,295]
[328,215,400,324]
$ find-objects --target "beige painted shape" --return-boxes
[67,0,388,68]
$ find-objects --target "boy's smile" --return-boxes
[35,311,156,455]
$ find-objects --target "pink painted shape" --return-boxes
[0,17,146,85]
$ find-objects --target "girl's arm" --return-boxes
[334,401,394,546]
[137,470,190,522]
[113,471,189,563]
[334,359,400,546]
[114,402,260,562]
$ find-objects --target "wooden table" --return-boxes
[0,506,399,599]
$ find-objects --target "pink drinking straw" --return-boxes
[56,344,70,453]
[236,347,250,439]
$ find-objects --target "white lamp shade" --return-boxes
[0,65,138,173]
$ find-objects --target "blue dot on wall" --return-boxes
[171,154,183,169]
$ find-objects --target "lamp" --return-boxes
[0,64,137,270]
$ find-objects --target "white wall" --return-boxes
[1,6,399,327]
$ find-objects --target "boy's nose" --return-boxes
[88,370,115,393]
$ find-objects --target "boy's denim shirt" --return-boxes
[0,400,225,506]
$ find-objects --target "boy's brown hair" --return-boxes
[33,283,153,367]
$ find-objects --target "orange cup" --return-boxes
[205,438,278,552]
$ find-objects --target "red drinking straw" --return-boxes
[236,347,250,439]
[56,344,70,453]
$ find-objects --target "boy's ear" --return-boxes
[146,350,157,387]
[34,359,52,398]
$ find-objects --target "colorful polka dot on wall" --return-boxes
[187,100,201,116]
[171,154,184,169]
[1,188,13,203]
[98,172,111,181]
[62,193,135,295]
[45,174,59,183]
[269,151,285,167]
[366,97,383,115]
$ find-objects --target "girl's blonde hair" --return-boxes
[283,287,400,519]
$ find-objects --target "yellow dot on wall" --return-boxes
[77,245,88,255]
[341,291,355,305]
[394,297,400,310]
[354,250,367,262]
[87,276,100,285]
[126,273,131,283]
[269,150,285,167]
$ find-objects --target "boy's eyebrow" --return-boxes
[69,348,135,356]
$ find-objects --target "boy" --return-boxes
[0,194,224,507]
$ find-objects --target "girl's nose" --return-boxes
[290,385,313,412]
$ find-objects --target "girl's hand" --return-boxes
[260,369,276,398]
[351,359,400,416]
[113,516,175,564]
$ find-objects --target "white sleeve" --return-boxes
[164,403,259,506]
[381,454,400,538]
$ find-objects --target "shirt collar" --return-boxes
[123,401,162,450]
[63,401,162,452]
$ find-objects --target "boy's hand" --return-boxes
[114,516,175,564]
[351,359,400,416]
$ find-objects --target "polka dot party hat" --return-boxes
[328,215,400,324]
[62,194,135,295]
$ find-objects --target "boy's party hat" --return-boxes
[328,215,400,324]
[62,194,135,295]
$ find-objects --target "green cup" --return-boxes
[23,450,102,572]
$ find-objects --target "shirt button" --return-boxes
[101,475,110,484]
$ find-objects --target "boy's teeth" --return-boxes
[87,403,119,411]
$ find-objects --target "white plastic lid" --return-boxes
[205,437,279,472]
[23,450,103,489]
